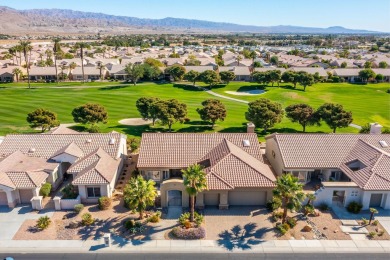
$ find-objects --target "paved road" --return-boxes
[2,253,390,260]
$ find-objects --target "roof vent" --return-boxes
[86,139,92,143]
[109,138,116,145]
[243,140,251,147]
[29,147,36,153]
[379,140,389,148]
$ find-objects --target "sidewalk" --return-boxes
[0,239,389,254]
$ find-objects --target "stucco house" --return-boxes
[219,66,251,81]
[0,131,127,208]
[137,132,276,210]
[265,123,390,210]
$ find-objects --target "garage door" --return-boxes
[0,191,8,206]
[228,190,266,206]
[204,193,219,206]
[19,189,34,204]
[370,194,383,207]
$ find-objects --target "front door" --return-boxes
[370,194,383,207]
[168,190,182,207]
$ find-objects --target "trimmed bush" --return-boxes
[276,223,290,235]
[172,226,206,240]
[368,231,376,238]
[179,212,204,226]
[74,204,84,214]
[286,217,297,228]
[372,220,379,226]
[36,216,51,230]
[39,183,52,198]
[98,196,111,210]
[81,213,94,226]
[148,211,161,223]
[88,124,100,133]
[347,201,363,214]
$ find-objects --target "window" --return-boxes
[148,171,160,181]
[87,187,101,198]
[163,170,169,180]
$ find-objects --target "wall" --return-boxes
[59,195,81,210]
[361,191,390,210]
[265,138,285,175]
[314,186,362,208]
[160,179,189,208]
[78,184,108,203]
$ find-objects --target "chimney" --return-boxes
[247,122,255,133]
[370,123,382,135]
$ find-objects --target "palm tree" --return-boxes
[273,174,306,224]
[59,64,68,81]
[12,68,23,82]
[181,164,208,222]
[8,46,17,65]
[52,38,61,84]
[369,208,378,224]
[236,55,243,66]
[123,176,157,220]
[19,40,32,88]
[76,42,88,83]
[97,63,106,80]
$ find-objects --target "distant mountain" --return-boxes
[0,6,382,35]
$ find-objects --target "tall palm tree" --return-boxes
[76,42,88,83]
[236,55,243,66]
[123,176,157,220]
[59,64,68,81]
[19,40,32,88]
[8,47,17,65]
[12,68,23,82]
[273,173,306,224]
[52,38,61,84]
[181,164,208,222]
[97,63,106,80]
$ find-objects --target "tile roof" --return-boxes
[267,134,390,169]
[51,142,84,159]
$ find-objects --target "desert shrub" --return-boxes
[88,124,100,133]
[98,196,111,210]
[36,216,51,230]
[39,183,52,198]
[266,197,282,211]
[368,231,376,238]
[178,212,204,226]
[276,223,290,235]
[124,219,144,234]
[172,226,206,240]
[124,219,136,230]
[318,203,329,211]
[286,217,297,228]
[61,184,78,199]
[304,205,315,216]
[378,230,384,236]
[148,211,161,223]
[347,201,363,214]
[81,213,94,226]
[361,218,369,225]
[74,204,84,214]
[272,211,283,222]
[372,220,379,226]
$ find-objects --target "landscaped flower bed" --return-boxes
[172,226,206,240]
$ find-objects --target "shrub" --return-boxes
[372,220,379,226]
[318,203,329,211]
[347,201,363,214]
[368,231,376,238]
[98,196,111,210]
[172,226,206,240]
[39,183,52,198]
[74,204,84,214]
[124,219,144,234]
[266,197,282,211]
[81,213,94,226]
[127,137,141,152]
[148,211,161,223]
[36,216,51,230]
[178,212,204,226]
[286,217,297,228]
[272,211,283,222]
[378,230,384,236]
[88,124,100,133]
[361,218,369,225]
[387,89,390,94]
[61,184,78,199]
[124,219,136,230]
[276,223,290,235]
[304,205,315,216]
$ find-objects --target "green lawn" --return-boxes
[0,81,388,141]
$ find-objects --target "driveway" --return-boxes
[204,206,277,244]
[0,205,54,240]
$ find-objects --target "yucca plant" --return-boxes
[36,216,51,230]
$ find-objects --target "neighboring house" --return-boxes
[0,67,15,82]
[137,131,276,210]
[184,66,214,74]
[219,66,251,81]
[71,66,106,81]
[290,67,328,78]
[332,68,390,82]
[29,67,58,81]
[265,124,390,210]
[224,58,252,67]
[0,132,127,208]
[108,64,128,80]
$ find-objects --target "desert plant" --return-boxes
[39,183,52,198]
[148,211,161,223]
[124,219,136,230]
[378,230,384,236]
[369,208,378,224]
[61,184,78,199]
[124,219,144,234]
[36,216,51,230]
[74,204,84,214]
[276,223,290,235]
[361,218,369,225]
[368,231,376,238]
[179,212,204,227]
[318,203,329,211]
[272,211,283,222]
[81,213,94,226]
[286,217,297,228]
[347,201,363,214]
[98,196,112,210]
[304,204,315,216]
[372,220,379,226]
[172,226,206,240]
[266,197,282,211]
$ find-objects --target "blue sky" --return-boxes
[1,0,389,32]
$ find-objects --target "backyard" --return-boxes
[0,81,388,140]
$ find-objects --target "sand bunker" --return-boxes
[225,89,265,96]
[119,118,153,126]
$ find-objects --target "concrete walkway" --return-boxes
[0,239,389,254]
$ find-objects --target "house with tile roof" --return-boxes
[265,123,390,210]
[137,132,276,210]
[0,132,127,208]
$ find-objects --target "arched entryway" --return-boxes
[167,190,182,207]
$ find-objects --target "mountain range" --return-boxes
[0,6,382,35]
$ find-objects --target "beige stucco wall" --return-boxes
[78,184,110,203]
[265,138,285,176]
[160,179,189,208]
